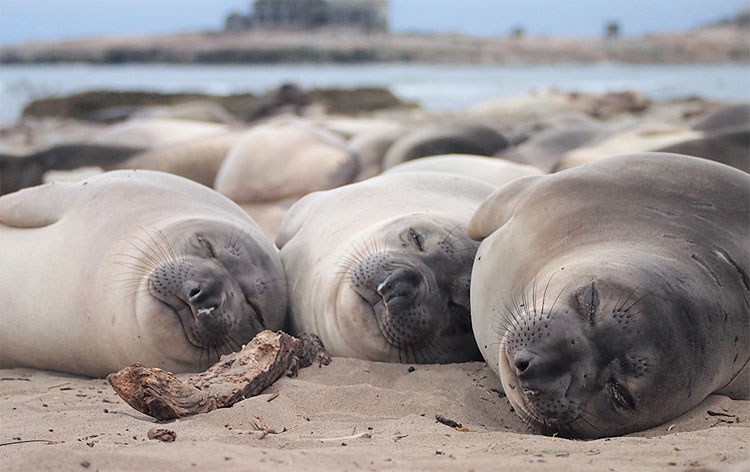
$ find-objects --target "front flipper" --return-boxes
[468,174,544,241]
[0,181,74,228]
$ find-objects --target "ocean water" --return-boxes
[0,62,749,125]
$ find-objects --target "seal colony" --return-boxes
[469,153,749,438]
[1,89,748,444]
[0,170,287,377]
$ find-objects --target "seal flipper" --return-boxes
[0,181,73,228]
[468,174,543,241]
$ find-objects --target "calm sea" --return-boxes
[1,62,749,125]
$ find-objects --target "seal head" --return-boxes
[135,218,285,366]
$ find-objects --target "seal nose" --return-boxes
[183,280,221,320]
[376,268,420,308]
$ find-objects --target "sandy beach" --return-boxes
[1,357,748,471]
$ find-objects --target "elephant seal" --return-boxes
[1,144,142,195]
[384,154,543,186]
[91,118,230,149]
[119,130,245,186]
[348,125,408,180]
[382,122,509,169]
[469,153,749,438]
[655,126,750,173]
[0,170,287,377]
[496,125,603,173]
[555,122,700,171]
[691,103,750,132]
[214,117,358,203]
[276,172,498,363]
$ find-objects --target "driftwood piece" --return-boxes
[107,330,328,421]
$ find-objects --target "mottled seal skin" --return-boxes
[469,153,749,438]
[0,170,287,377]
[276,172,499,363]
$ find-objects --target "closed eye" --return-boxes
[408,228,424,251]
[607,380,636,410]
[197,236,216,258]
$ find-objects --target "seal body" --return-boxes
[214,117,358,204]
[276,172,500,363]
[382,122,509,169]
[0,170,287,377]
[384,154,543,186]
[469,153,749,437]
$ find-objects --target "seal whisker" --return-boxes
[125,239,165,270]
[623,293,648,313]
[439,223,463,245]
[547,281,573,319]
[140,229,173,268]
[162,229,187,267]
[616,285,641,312]
[540,270,558,315]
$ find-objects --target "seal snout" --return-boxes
[501,307,595,427]
[376,268,421,308]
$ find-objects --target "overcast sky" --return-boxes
[0,0,748,46]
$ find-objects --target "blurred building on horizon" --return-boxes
[225,0,389,33]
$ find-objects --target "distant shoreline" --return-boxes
[1,28,748,65]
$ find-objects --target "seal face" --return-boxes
[342,215,478,363]
[469,153,750,438]
[277,172,501,363]
[496,268,701,438]
[131,219,284,365]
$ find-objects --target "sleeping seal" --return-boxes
[276,172,499,363]
[469,153,749,438]
[0,170,287,377]
[384,154,543,186]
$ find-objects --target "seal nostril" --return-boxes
[188,287,201,300]
[513,350,534,375]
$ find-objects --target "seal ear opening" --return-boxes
[275,191,322,249]
[0,181,73,228]
[468,174,543,241]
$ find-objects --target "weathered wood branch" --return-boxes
[107,330,330,421]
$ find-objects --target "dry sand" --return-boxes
[1,358,748,471]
